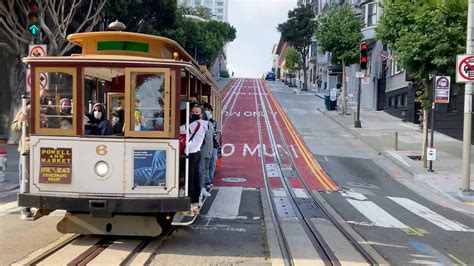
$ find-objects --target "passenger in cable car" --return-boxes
[59,98,72,116]
[59,117,73,130]
[111,108,125,135]
[85,103,113,135]
[38,89,60,129]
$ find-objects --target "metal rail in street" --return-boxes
[14,228,174,265]
[256,79,379,265]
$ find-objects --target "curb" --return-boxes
[319,108,415,173]
[0,183,19,193]
[318,108,474,207]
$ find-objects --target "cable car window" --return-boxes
[131,73,166,132]
[35,68,76,135]
[125,68,171,138]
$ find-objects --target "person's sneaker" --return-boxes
[20,209,34,221]
[201,187,211,197]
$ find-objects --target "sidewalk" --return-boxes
[0,144,20,193]
[307,91,474,206]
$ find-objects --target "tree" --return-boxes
[316,4,363,115]
[376,0,467,167]
[105,0,179,33]
[175,19,236,67]
[277,5,316,91]
[0,0,106,143]
[285,47,301,87]
[192,5,213,20]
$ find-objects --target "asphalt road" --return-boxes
[267,81,474,265]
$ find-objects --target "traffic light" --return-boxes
[360,42,368,70]
[27,1,40,36]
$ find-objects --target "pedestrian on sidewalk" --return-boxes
[11,101,33,220]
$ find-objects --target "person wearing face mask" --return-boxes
[59,98,72,116]
[203,103,220,190]
[182,105,207,212]
[87,103,113,135]
[198,106,214,198]
[111,108,125,135]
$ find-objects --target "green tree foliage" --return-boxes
[315,4,363,114]
[376,0,467,167]
[377,0,467,108]
[278,5,316,91]
[192,5,213,20]
[105,0,236,67]
[105,0,179,33]
[172,19,236,67]
[285,47,301,72]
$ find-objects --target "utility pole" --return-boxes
[355,42,367,128]
[462,0,474,193]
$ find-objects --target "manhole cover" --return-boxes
[222,177,247,183]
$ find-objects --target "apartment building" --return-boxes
[179,0,229,22]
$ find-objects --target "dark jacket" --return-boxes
[87,103,113,135]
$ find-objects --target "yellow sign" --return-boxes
[39,147,72,184]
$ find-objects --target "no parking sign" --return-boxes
[456,54,474,83]
[26,45,48,92]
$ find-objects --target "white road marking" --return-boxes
[340,191,368,201]
[388,197,474,232]
[293,188,308,198]
[206,187,243,219]
[347,199,407,228]
[272,189,286,197]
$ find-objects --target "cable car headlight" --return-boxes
[94,161,110,177]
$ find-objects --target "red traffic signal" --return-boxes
[360,42,368,70]
[28,1,39,12]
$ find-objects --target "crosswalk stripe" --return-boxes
[207,187,243,219]
[388,197,474,232]
[347,199,407,228]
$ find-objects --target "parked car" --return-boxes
[265,72,276,81]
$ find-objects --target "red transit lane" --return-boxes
[214,78,337,191]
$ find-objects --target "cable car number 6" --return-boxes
[96,145,108,156]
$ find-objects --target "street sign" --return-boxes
[456,54,474,83]
[29,44,47,57]
[434,76,450,103]
[27,72,48,91]
[427,148,437,161]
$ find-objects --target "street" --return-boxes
[1,79,473,265]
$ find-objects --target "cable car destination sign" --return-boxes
[39,147,72,184]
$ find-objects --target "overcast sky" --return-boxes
[226,0,296,78]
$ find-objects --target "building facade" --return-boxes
[179,0,229,22]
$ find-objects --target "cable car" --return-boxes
[18,31,221,236]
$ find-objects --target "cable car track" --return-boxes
[14,228,175,265]
[254,79,380,265]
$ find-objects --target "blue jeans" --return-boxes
[208,148,218,184]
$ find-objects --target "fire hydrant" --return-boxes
[0,146,7,183]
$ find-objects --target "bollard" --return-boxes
[0,146,7,183]
[394,132,399,151]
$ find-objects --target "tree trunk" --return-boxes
[302,54,308,91]
[421,78,430,168]
[7,58,26,144]
[341,60,347,115]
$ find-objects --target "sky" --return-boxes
[226,0,296,78]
